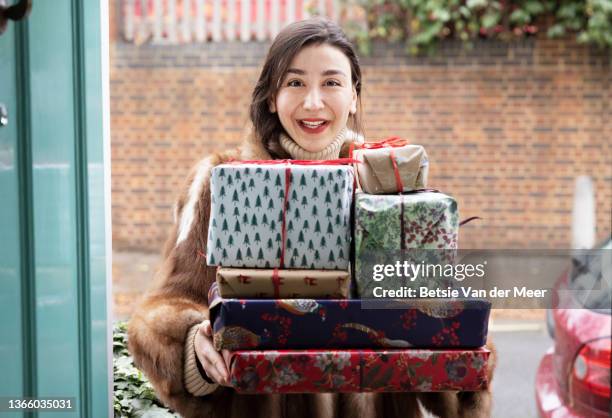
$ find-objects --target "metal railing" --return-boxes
[122,0,340,44]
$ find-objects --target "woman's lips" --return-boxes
[298,120,329,134]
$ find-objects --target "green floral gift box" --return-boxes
[354,191,459,297]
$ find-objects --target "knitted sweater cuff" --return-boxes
[183,323,219,396]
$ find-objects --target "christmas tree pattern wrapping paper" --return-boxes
[354,191,459,298]
[209,283,491,350]
[229,348,491,393]
[206,162,354,270]
[216,267,351,298]
[353,143,429,194]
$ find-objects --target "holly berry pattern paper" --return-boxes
[229,348,490,393]
[208,283,491,350]
[354,191,460,297]
[206,163,354,269]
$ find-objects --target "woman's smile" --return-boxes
[298,118,331,134]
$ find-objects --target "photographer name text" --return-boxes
[372,286,548,299]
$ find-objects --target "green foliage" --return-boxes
[322,0,612,55]
[113,322,179,418]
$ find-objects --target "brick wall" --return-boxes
[110,28,611,251]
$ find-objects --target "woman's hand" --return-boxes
[194,320,232,387]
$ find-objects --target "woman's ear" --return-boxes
[350,86,357,115]
[268,98,276,113]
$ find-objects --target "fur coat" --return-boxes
[127,128,496,418]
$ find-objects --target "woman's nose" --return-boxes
[303,88,324,110]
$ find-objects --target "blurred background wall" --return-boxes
[109,0,611,252]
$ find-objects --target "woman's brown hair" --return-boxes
[249,17,363,158]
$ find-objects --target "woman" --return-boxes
[128,17,495,418]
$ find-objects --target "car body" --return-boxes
[535,239,611,417]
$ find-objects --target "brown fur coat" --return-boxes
[127,129,496,418]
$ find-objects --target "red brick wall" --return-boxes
[110,32,611,251]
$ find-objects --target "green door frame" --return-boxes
[0,1,112,417]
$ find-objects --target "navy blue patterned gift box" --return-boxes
[209,283,490,351]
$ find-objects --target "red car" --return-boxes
[536,239,611,417]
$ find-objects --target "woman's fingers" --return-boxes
[205,351,231,387]
[200,357,225,384]
[201,319,212,336]
[200,321,228,381]
[221,349,231,364]
[195,321,229,386]
[194,323,231,386]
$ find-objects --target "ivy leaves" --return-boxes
[113,322,179,418]
[330,0,612,55]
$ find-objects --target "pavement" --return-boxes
[490,322,552,418]
[112,250,553,417]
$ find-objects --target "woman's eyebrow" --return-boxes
[286,68,347,77]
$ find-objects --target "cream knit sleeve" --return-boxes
[183,323,219,396]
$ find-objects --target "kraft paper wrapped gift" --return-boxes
[352,140,429,194]
[209,283,491,350]
[216,267,351,298]
[354,190,460,297]
[229,348,491,393]
[206,162,354,270]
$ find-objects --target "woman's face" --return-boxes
[270,44,357,153]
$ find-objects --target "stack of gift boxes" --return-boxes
[206,143,491,394]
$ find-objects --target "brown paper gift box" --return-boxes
[216,267,351,298]
[354,145,429,194]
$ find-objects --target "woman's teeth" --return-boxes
[301,120,326,127]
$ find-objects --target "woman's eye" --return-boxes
[325,80,341,87]
[287,80,303,87]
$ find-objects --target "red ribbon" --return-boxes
[389,149,404,193]
[279,167,291,268]
[357,136,409,150]
[272,268,282,298]
[227,158,360,165]
[348,136,410,158]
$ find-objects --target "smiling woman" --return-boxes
[126,17,495,418]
